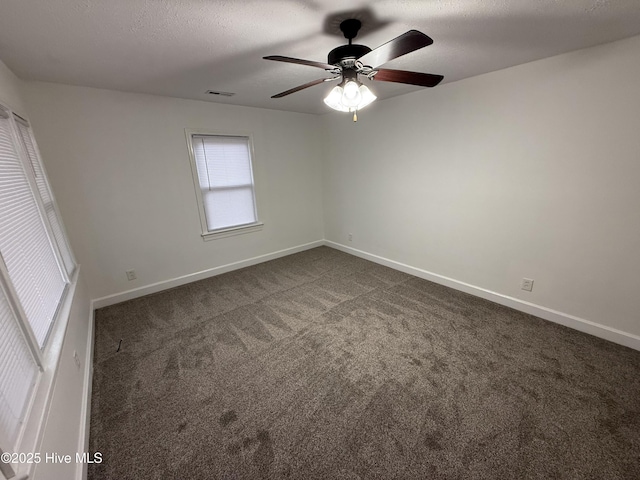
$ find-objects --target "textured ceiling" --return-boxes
[1,0,640,114]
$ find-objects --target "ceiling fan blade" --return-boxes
[264,55,335,70]
[271,78,332,98]
[358,30,433,68]
[373,68,443,87]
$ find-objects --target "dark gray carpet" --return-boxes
[88,247,640,479]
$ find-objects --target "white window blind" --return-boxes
[0,113,66,347]
[0,283,38,451]
[15,117,75,276]
[191,135,258,231]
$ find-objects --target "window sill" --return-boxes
[202,222,264,241]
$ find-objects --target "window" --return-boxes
[0,283,39,455]
[186,132,262,238]
[15,117,75,276]
[0,105,75,459]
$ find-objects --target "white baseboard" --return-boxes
[325,241,640,351]
[77,303,95,480]
[91,240,325,309]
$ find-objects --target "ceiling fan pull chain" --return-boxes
[353,110,358,122]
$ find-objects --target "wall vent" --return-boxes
[205,90,235,97]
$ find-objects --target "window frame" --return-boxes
[0,101,78,473]
[185,129,263,240]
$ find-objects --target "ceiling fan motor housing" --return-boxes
[328,44,372,67]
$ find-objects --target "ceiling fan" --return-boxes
[264,19,443,120]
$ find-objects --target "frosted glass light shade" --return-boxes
[324,80,377,113]
[357,84,376,109]
[341,80,362,107]
[323,86,350,112]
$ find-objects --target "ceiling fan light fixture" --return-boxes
[324,80,377,113]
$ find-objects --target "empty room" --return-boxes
[1,1,639,479]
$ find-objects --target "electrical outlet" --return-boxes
[521,278,534,292]
[348,233,353,242]
[126,269,137,281]
[73,350,81,370]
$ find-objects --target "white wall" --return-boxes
[23,84,325,301]
[0,57,93,480]
[0,57,27,115]
[322,34,640,340]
